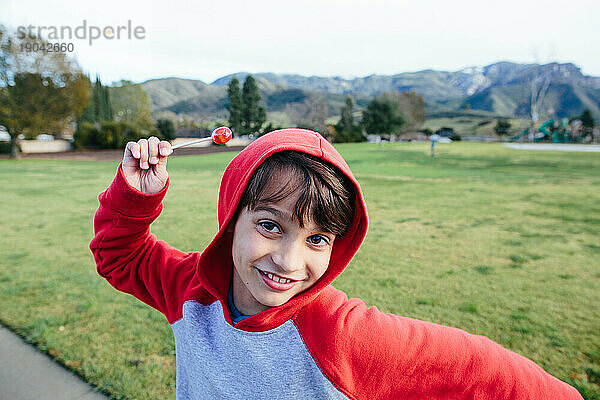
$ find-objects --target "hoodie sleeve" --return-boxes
[294,287,583,400]
[89,164,198,323]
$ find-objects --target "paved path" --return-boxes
[503,143,600,152]
[0,144,247,161]
[0,324,110,400]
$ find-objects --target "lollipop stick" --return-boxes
[170,127,232,151]
[171,137,213,150]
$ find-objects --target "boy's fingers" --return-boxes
[124,141,141,160]
[159,140,172,157]
[148,136,160,165]
[157,141,171,169]
[138,138,149,169]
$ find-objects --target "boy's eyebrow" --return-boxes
[253,205,291,220]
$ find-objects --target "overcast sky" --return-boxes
[2,0,599,84]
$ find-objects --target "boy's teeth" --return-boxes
[264,272,291,284]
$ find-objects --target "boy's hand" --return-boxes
[122,137,173,194]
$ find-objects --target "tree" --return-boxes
[79,76,113,125]
[78,78,95,124]
[581,109,595,128]
[361,95,404,135]
[241,75,266,134]
[93,76,102,122]
[227,77,243,135]
[380,91,425,132]
[494,119,512,136]
[0,25,89,158]
[337,95,355,133]
[75,78,156,149]
[398,91,426,132]
[109,80,153,129]
[100,78,113,122]
[334,95,365,142]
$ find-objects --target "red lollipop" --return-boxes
[212,126,232,145]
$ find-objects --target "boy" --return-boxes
[90,128,582,399]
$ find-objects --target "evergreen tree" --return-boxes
[581,109,595,128]
[241,75,266,134]
[338,95,355,133]
[93,76,102,123]
[78,76,113,127]
[101,83,113,121]
[334,95,365,142]
[227,77,243,135]
[78,77,95,124]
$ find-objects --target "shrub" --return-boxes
[101,121,124,149]
[334,127,367,143]
[156,119,176,141]
[73,122,161,149]
[448,132,462,141]
[0,141,11,154]
[73,122,101,149]
[494,119,511,136]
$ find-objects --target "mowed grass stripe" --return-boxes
[0,142,598,399]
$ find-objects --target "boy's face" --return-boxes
[231,184,336,316]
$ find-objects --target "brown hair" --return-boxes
[238,151,355,237]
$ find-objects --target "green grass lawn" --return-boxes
[1,142,599,399]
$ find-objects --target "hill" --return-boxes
[141,62,600,123]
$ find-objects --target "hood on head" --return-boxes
[195,128,369,331]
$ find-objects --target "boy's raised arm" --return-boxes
[90,137,197,323]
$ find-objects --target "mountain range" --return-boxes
[141,62,600,124]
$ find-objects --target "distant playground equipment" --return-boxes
[510,118,593,143]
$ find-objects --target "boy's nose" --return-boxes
[271,239,305,275]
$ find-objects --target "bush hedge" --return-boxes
[0,141,11,154]
[73,122,163,150]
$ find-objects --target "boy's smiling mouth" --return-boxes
[255,267,303,291]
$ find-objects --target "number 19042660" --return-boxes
[20,42,74,53]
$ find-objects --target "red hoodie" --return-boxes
[90,128,582,399]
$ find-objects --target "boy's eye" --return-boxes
[308,235,329,246]
[258,221,281,233]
